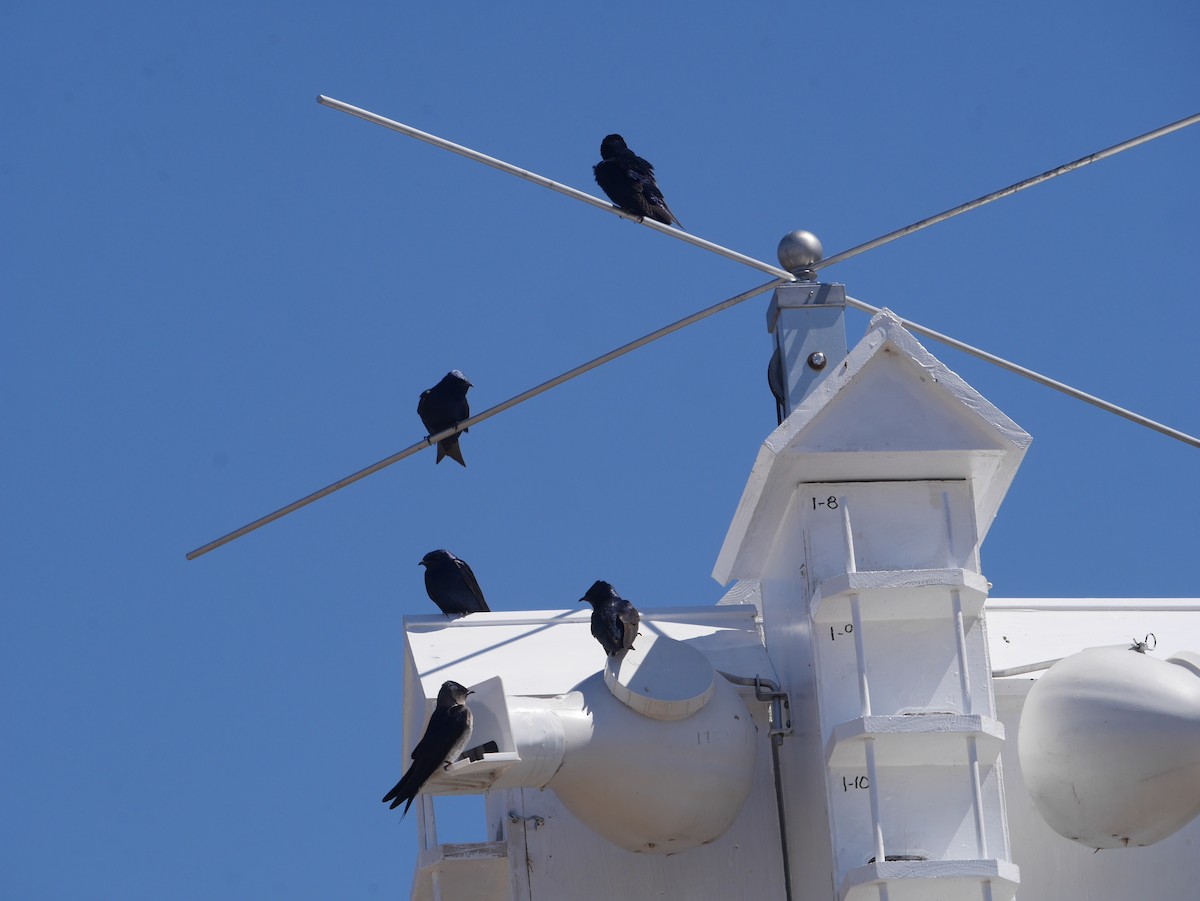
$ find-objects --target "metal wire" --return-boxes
[319,95,1198,282]
[186,278,784,559]
[187,104,1199,558]
[845,295,1200,450]
[316,96,796,282]
[819,111,1200,271]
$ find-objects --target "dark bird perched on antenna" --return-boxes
[420,549,490,616]
[382,680,474,816]
[593,134,683,229]
[579,580,641,656]
[417,370,472,466]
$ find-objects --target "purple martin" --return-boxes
[768,345,786,425]
[420,549,490,616]
[382,680,474,816]
[579,580,641,656]
[417,370,472,467]
[593,134,683,229]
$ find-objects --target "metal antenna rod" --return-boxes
[191,104,1196,559]
[186,278,785,559]
[846,295,1200,450]
[819,111,1200,271]
[319,95,1197,281]
[316,96,795,282]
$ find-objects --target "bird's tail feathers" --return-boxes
[651,206,684,231]
[439,437,466,467]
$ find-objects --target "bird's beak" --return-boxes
[466,690,475,696]
[577,598,585,603]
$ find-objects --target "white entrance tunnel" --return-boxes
[424,633,759,854]
[1017,646,1200,848]
[551,636,759,853]
[401,606,773,862]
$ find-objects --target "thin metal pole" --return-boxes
[992,658,1064,678]
[952,591,974,716]
[846,295,1200,450]
[851,595,871,717]
[319,95,1197,284]
[865,738,886,865]
[818,111,1200,271]
[316,96,796,282]
[186,277,784,559]
[967,736,989,858]
[316,94,1200,450]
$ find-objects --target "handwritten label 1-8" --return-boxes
[811,496,840,510]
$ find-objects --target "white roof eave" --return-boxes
[714,310,1031,585]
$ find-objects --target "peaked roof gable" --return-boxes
[714,310,1031,584]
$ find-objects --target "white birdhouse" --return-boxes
[715,309,1031,901]
[399,603,790,900]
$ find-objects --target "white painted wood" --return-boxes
[825,715,1005,768]
[714,310,1030,586]
[417,793,437,852]
[708,315,1029,900]
[410,841,509,901]
[839,860,1019,901]
[986,597,1200,679]
[811,569,989,623]
[802,481,1013,894]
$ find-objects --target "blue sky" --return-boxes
[2,2,1197,897]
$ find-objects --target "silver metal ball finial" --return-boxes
[777,230,823,275]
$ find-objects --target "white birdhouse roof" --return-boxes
[714,310,1031,584]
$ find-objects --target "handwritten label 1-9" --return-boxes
[830,624,854,641]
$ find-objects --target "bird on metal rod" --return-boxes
[184,103,1200,560]
[418,370,472,467]
[593,134,684,229]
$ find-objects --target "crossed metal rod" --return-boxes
[186,101,1200,559]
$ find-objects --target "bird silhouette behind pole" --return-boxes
[768,345,786,426]
[382,680,474,816]
[579,580,641,656]
[593,134,683,229]
[420,549,490,616]
[417,370,472,467]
